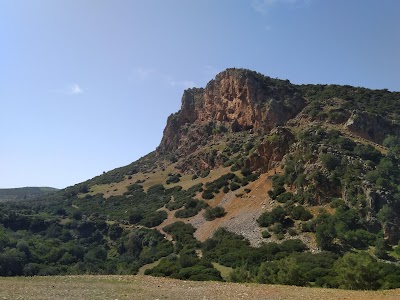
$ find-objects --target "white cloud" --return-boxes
[49,83,84,96]
[68,83,83,95]
[251,0,310,14]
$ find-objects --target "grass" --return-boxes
[212,262,234,281]
[137,258,162,275]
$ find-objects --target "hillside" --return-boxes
[1,68,400,289]
[0,187,58,202]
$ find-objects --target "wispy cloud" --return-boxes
[251,0,311,14]
[130,67,196,89]
[68,83,83,95]
[50,83,84,96]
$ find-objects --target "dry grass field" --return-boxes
[1,275,399,300]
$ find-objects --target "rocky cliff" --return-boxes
[344,110,400,144]
[157,69,306,155]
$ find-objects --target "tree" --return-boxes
[276,256,306,286]
[257,206,287,227]
[108,223,123,240]
[316,223,336,251]
[320,153,340,171]
[290,205,313,221]
[125,233,142,258]
[129,211,143,224]
[333,252,380,290]
[229,267,253,283]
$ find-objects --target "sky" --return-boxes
[1,0,399,189]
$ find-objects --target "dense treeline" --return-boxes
[0,213,172,276]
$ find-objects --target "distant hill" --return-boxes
[0,187,59,202]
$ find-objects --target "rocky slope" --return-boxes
[77,68,400,247]
[158,69,306,156]
[155,68,400,245]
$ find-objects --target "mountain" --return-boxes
[0,187,58,202]
[1,68,400,289]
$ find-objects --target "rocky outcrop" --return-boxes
[244,127,295,173]
[157,68,306,155]
[344,110,400,145]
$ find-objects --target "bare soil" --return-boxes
[1,275,399,300]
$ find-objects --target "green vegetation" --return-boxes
[299,84,400,120]
[145,222,222,281]
[0,214,173,276]
[0,187,58,202]
[204,206,226,221]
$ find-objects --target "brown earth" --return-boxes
[1,275,399,300]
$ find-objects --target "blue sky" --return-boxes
[1,0,399,189]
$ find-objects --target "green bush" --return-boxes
[204,207,226,221]
[276,192,294,203]
[229,182,240,191]
[175,200,208,219]
[262,231,271,238]
[290,206,313,221]
[320,153,340,171]
[257,206,287,227]
[202,190,214,200]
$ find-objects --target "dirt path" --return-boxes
[0,275,399,300]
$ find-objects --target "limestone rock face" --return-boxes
[157,68,306,155]
[244,127,295,173]
[344,110,400,144]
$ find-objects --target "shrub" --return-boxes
[279,239,308,253]
[268,176,286,199]
[202,190,214,200]
[290,206,313,221]
[200,170,210,178]
[262,230,271,238]
[175,200,208,219]
[140,210,167,227]
[333,252,381,290]
[240,168,252,177]
[204,207,226,221]
[166,174,181,184]
[229,267,252,283]
[269,223,285,234]
[276,192,294,203]
[229,182,240,191]
[320,153,340,171]
[129,212,143,224]
[257,206,287,227]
